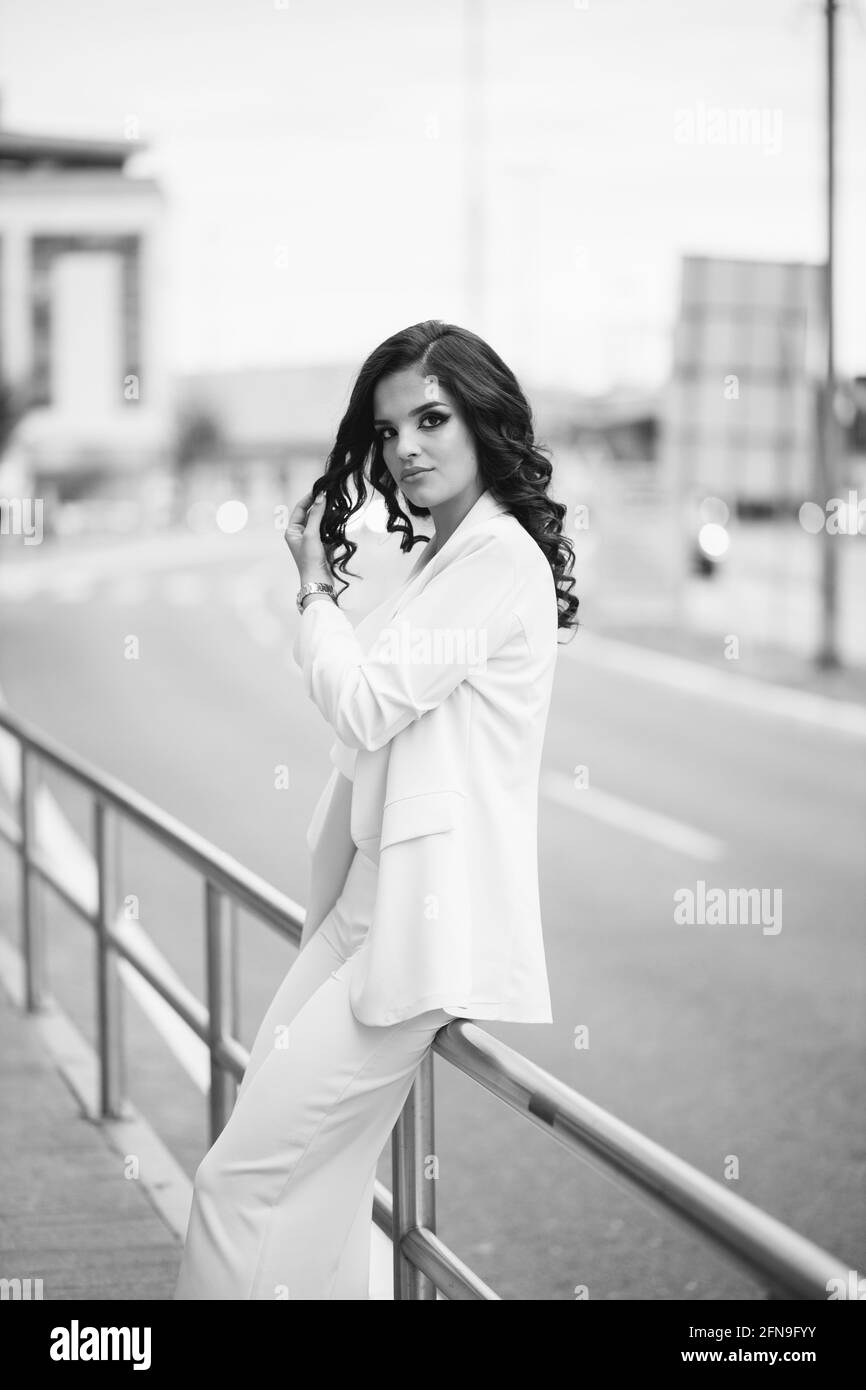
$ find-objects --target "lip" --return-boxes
[400,467,432,481]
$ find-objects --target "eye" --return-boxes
[375,412,447,442]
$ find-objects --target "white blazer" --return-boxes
[292,487,559,1026]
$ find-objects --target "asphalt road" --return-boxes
[0,519,863,1300]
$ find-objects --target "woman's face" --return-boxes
[372,366,480,507]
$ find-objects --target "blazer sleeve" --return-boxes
[292,532,522,752]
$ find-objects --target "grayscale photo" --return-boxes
[0,0,863,1352]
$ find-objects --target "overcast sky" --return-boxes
[1,0,864,393]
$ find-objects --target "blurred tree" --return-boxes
[174,405,227,477]
[0,377,32,457]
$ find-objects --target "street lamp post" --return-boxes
[463,0,485,333]
[816,0,841,669]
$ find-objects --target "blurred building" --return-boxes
[0,116,171,510]
[660,254,825,515]
[175,362,643,481]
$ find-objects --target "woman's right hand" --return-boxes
[284,490,332,585]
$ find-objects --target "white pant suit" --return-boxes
[174,488,560,1299]
[173,848,451,1300]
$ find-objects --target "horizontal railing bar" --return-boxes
[109,926,248,1080]
[26,844,99,931]
[106,927,250,1082]
[211,1033,249,1082]
[371,1187,490,1299]
[0,707,305,946]
[400,1228,500,1301]
[433,1021,847,1300]
[0,802,22,849]
[106,924,211,1040]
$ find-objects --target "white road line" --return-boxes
[567,630,866,740]
[0,562,276,611]
[542,770,726,861]
[0,530,279,602]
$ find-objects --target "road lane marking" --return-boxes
[565,630,866,740]
[541,770,726,861]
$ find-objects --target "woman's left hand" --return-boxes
[284,491,333,584]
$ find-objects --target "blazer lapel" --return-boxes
[385,487,510,623]
[345,487,508,647]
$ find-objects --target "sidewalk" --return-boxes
[0,898,186,1300]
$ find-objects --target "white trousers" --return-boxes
[172,859,451,1300]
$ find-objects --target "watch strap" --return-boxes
[297,580,336,614]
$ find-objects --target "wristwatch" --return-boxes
[296,580,336,614]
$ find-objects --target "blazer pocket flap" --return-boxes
[380,790,458,850]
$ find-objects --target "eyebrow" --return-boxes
[372,402,448,426]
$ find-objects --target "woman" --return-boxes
[173,319,579,1300]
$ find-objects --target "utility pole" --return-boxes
[816,0,840,668]
[463,0,485,333]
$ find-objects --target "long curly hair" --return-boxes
[307,319,579,637]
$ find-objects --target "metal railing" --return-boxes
[0,702,852,1301]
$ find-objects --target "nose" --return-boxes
[396,429,420,463]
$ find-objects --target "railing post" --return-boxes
[19,745,47,1012]
[205,880,236,1144]
[93,798,127,1118]
[392,1049,438,1300]
[229,898,240,1042]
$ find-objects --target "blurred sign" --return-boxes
[661,256,824,507]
